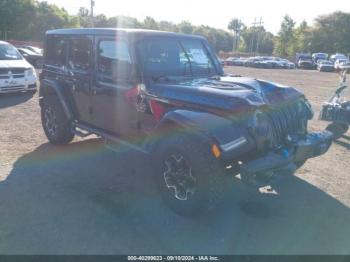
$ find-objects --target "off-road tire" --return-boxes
[41,95,74,145]
[326,122,349,140]
[153,133,226,217]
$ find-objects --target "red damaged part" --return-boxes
[124,86,139,103]
[150,100,166,121]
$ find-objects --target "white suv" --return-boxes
[0,41,37,94]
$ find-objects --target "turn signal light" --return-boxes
[212,144,221,158]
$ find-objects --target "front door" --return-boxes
[91,37,139,136]
[66,36,93,124]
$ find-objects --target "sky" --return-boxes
[42,0,350,33]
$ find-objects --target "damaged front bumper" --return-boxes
[239,131,333,184]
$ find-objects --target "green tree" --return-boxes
[290,20,312,55]
[274,15,296,56]
[241,26,274,55]
[107,16,142,28]
[0,0,35,39]
[28,1,78,41]
[142,16,159,30]
[77,7,90,27]
[228,18,245,52]
[158,21,178,32]
[177,21,194,34]
[309,12,350,54]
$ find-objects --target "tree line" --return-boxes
[1,0,349,57]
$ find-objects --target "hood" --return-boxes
[0,59,33,69]
[147,76,303,113]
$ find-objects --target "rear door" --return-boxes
[90,36,138,136]
[66,36,93,124]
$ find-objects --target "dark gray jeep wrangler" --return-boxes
[40,28,332,216]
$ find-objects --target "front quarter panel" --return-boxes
[159,109,256,160]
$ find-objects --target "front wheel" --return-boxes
[153,133,226,217]
[41,95,75,145]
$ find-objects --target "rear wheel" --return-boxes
[153,133,226,217]
[326,122,349,140]
[41,95,75,145]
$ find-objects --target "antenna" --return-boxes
[91,0,95,27]
[249,18,264,55]
[251,17,264,53]
[255,17,264,54]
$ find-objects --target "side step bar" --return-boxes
[73,123,149,154]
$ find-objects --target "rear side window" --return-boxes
[46,36,66,66]
[68,38,91,71]
[97,39,131,78]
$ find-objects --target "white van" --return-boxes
[0,41,37,94]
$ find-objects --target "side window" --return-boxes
[46,36,66,66]
[97,39,131,80]
[68,38,92,71]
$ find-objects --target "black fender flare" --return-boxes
[146,109,255,158]
[39,79,73,120]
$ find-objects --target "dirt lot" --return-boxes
[0,67,349,254]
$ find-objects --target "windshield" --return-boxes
[0,43,22,60]
[19,48,38,56]
[137,37,216,79]
[26,46,42,54]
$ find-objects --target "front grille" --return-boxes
[0,68,26,81]
[264,100,305,147]
[0,68,26,75]
[1,85,25,89]
[13,75,25,78]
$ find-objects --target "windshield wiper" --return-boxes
[178,42,193,76]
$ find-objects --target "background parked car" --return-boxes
[334,58,350,70]
[17,48,43,68]
[330,53,348,63]
[0,41,37,94]
[280,59,296,69]
[312,53,328,64]
[317,60,334,72]
[225,57,239,66]
[19,45,43,55]
[234,57,248,66]
[298,58,314,69]
[295,53,312,62]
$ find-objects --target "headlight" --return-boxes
[26,68,36,77]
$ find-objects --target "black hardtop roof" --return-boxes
[46,28,205,40]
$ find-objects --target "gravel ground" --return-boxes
[0,67,349,254]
